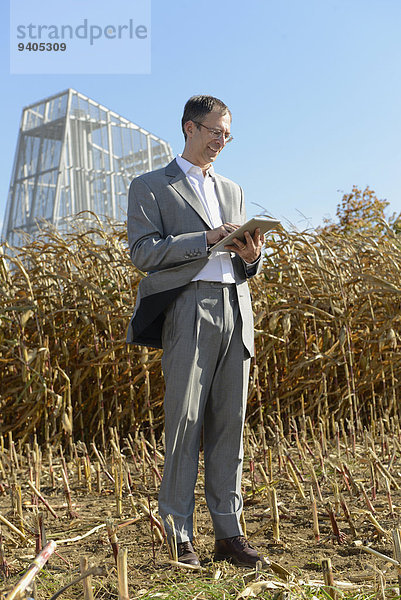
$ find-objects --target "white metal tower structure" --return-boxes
[2,89,173,246]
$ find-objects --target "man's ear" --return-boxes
[184,120,195,139]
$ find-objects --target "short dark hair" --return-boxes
[181,95,232,139]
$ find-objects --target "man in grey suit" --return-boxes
[127,95,269,568]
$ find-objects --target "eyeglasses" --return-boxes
[193,121,233,144]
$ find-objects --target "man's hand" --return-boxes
[224,228,264,263]
[206,223,240,246]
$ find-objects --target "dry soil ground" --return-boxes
[1,433,401,599]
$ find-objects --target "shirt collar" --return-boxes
[176,154,215,178]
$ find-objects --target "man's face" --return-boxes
[184,110,232,168]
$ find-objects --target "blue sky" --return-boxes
[1,0,401,235]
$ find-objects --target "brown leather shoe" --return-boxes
[177,541,200,566]
[214,536,270,568]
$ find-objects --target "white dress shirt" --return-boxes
[175,154,236,283]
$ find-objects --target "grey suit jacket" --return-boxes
[126,159,261,356]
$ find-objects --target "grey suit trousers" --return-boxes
[158,280,251,543]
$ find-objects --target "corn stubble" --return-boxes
[0,423,401,598]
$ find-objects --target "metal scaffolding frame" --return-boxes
[2,88,173,246]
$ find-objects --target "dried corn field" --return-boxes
[2,220,401,599]
[1,218,401,446]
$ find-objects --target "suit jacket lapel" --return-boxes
[214,175,234,223]
[165,159,214,229]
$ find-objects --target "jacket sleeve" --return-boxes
[243,255,263,278]
[237,186,263,279]
[127,177,208,272]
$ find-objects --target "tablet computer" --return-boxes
[211,217,280,252]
